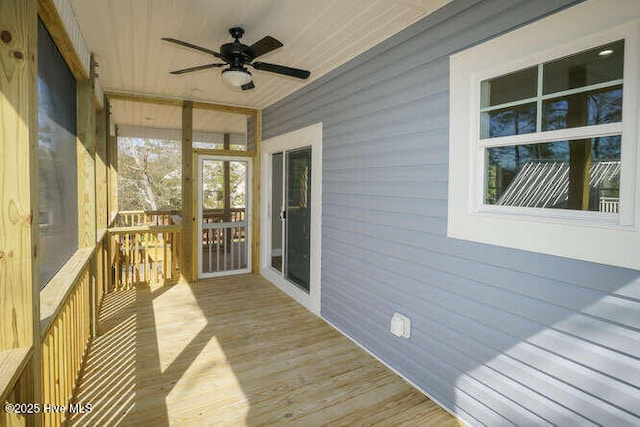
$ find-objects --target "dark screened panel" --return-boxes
[37,18,78,288]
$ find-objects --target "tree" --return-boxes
[118,137,182,211]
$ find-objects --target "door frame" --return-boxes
[260,123,322,315]
[197,154,252,279]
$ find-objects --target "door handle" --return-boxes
[280,208,286,221]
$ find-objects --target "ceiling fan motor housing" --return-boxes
[220,41,255,68]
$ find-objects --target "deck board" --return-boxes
[70,274,459,426]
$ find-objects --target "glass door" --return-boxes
[285,148,312,291]
[269,148,312,292]
[198,155,251,278]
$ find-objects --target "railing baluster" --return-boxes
[216,228,220,272]
[134,233,140,284]
[224,227,228,271]
[55,321,60,425]
[171,231,177,279]
[208,229,212,274]
[228,226,235,270]
[238,225,241,268]
[142,232,147,284]
[155,231,160,284]
[163,232,168,281]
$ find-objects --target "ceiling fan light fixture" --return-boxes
[222,68,252,87]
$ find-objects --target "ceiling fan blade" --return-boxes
[162,37,223,59]
[170,63,225,75]
[250,36,283,58]
[241,81,255,91]
[252,62,310,79]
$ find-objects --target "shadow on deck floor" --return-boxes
[70,274,458,426]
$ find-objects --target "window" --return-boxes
[37,18,78,287]
[448,0,640,269]
[481,41,623,211]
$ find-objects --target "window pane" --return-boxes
[37,18,78,288]
[543,40,624,95]
[481,102,536,138]
[542,85,622,131]
[481,66,537,108]
[271,153,283,272]
[285,148,312,292]
[485,136,621,212]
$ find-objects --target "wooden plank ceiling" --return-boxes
[69,0,452,115]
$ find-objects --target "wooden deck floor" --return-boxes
[71,274,459,426]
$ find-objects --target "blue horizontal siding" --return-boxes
[262,0,640,425]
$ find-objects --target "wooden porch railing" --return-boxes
[2,211,182,426]
[41,260,91,427]
[117,209,178,227]
[1,242,102,427]
[108,223,183,289]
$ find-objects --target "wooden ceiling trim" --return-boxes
[192,101,257,118]
[105,91,259,118]
[38,0,89,80]
[105,91,183,107]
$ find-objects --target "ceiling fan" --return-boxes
[162,27,310,90]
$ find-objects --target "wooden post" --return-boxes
[0,0,41,421]
[95,95,107,233]
[77,74,97,247]
[181,101,194,282]
[77,56,99,343]
[567,65,592,210]
[252,111,261,273]
[0,0,38,353]
[223,133,232,250]
[108,134,118,223]
[93,74,107,335]
[223,133,231,222]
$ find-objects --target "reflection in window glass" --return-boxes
[480,40,624,140]
[37,18,78,288]
[485,136,621,211]
[481,66,537,107]
[542,86,622,131]
[481,103,536,138]
[543,40,624,94]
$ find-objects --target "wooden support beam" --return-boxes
[192,148,255,157]
[105,91,258,116]
[77,75,96,247]
[95,97,108,233]
[568,140,592,210]
[566,67,591,210]
[223,133,231,223]
[252,111,261,273]
[0,0,38,352]
[0,0,42,419]
[108,134,118,224]
[181,101,194,283]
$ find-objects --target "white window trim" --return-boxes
[260,123,323,316]
[448,0,640,270]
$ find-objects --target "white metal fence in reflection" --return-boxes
[202,221,248,274]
